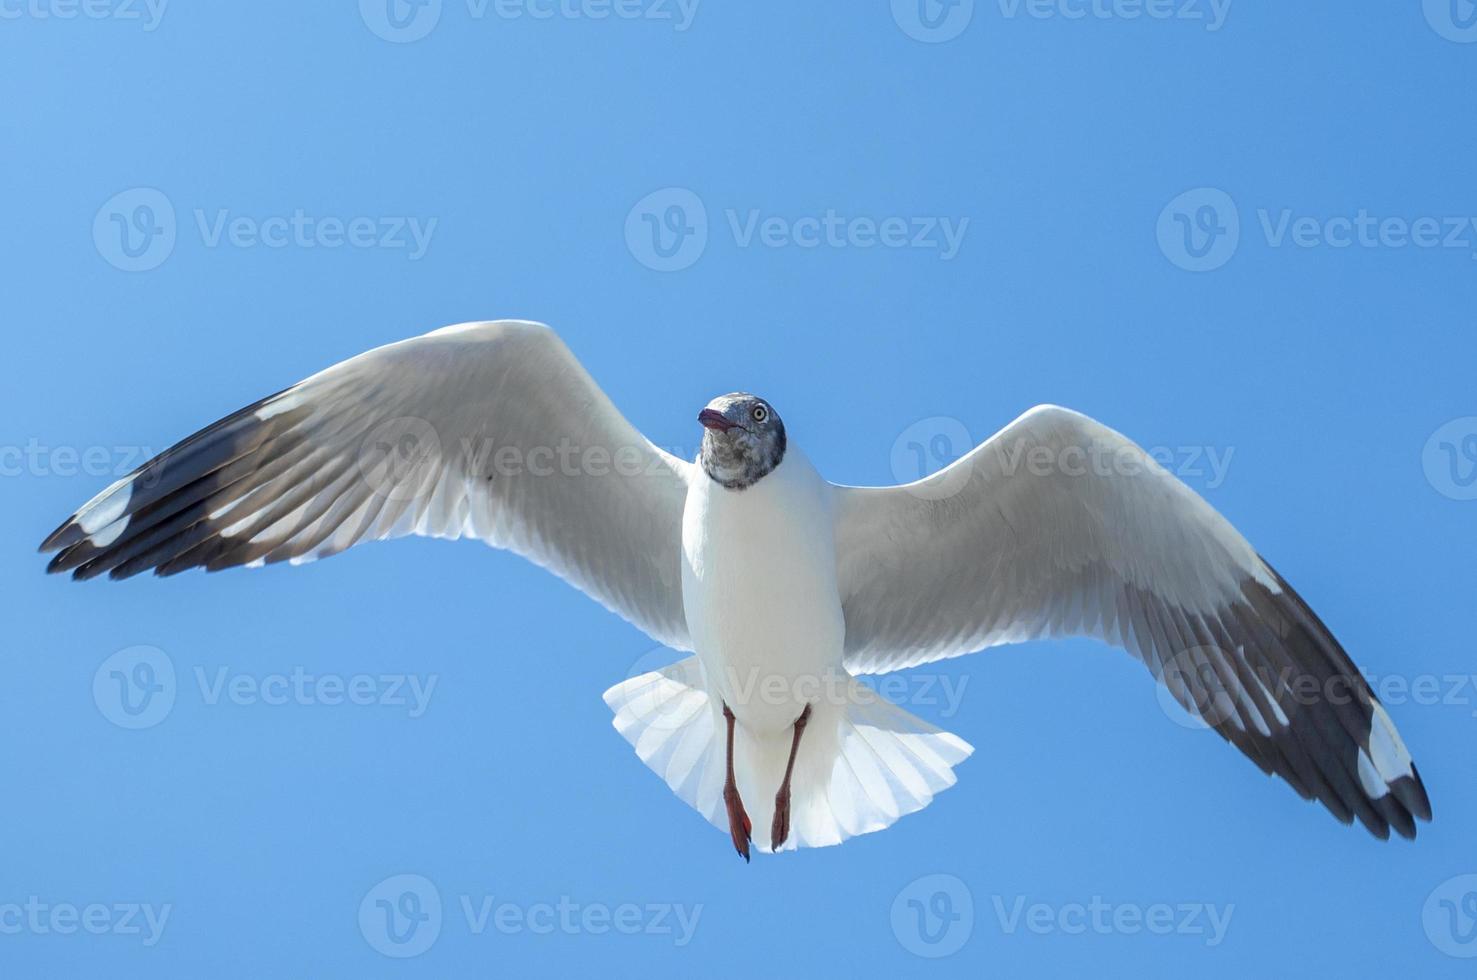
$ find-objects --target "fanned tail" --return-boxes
[603,659,973,852]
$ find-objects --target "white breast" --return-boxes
[680,447,846,733]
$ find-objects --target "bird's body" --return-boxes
[41,319,1432,856]
[683,445,842,735]
[680,445,854,852]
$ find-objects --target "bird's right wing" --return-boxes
[832,405,1430,838]
[41,320,696,651]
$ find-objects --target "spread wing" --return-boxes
[41,320,695,650]
[832,404,1430,838]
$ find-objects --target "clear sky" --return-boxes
[3,2,1476,976]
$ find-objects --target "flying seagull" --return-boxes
[41,320,1431,857]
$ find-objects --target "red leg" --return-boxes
[722,703,752,862]
[770,703,812,851]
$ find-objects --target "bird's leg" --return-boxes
[770,703,813,851]
[721,703,752,862]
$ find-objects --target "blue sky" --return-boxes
[3,1,1477,975]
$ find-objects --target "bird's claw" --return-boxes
[724,781,751,862]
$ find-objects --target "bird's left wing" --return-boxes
[41,320,695,650]
[832,404,1430,838]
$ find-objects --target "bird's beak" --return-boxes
[698,408,736,433]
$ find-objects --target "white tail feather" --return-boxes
[603,658,973,851]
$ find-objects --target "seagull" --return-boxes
[40,320,1431,857]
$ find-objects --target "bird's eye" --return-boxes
[751,405,768,423]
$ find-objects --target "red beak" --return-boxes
[698,409,736,433]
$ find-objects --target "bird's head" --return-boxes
[697,393,786,490]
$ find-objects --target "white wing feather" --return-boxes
[832,405,1430,838]
[43,320,695,650]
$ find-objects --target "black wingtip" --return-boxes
[1391,769,1433,825]
[46,546,83,576]
[39,519,81,556]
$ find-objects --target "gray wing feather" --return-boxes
[833,404,1430,838]
[42,320,694,650]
